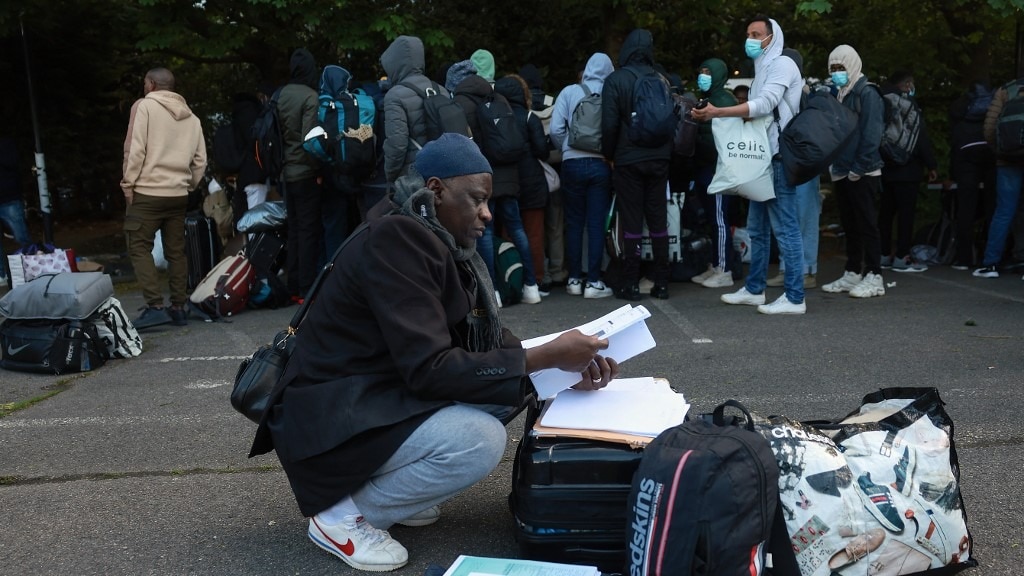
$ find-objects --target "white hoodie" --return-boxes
[745,18,804,156]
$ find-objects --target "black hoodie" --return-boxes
[495,76,549,210]
[600,29,672,165]
[278,48,320,182]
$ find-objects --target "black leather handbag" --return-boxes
[230,223,368,423]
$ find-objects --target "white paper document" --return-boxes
[441,554,599,576]
[540,377,689,437]
[521,304,656,399]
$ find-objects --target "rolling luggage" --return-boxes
[509,401,644,572]
[185,214,222,291]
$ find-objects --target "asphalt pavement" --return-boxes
[1,255,1022,575]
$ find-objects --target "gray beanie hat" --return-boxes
[445,59,478,93]
[415,133,492,180]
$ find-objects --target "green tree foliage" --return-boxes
[1,0,1022,217]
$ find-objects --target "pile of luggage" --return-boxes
[510,388,977,576]
[0,271,142,374]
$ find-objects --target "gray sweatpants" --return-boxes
[350,404,507,529]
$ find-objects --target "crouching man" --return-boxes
[249,133,618,572]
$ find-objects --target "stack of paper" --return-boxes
[442,554,600,576]
[521,304,656,399]
[539,377,689,438]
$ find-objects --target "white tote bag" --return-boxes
[708,116,775,202]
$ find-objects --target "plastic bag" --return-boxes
[236,201,286,233]
[708,116,775,202]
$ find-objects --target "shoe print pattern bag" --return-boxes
[708,116,775,202]
[757,388,976,576]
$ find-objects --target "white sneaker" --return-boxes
[566,278,583,295]
[584,281,613,299]
[850,272,885,298]
[757,294,807,315]
[690,264,715,284]
[521,284,541,304]
[721,287,766,306]
[309,514,409,572]
[494,290,503,309]
[701,267,734,288]
[638,277,655,294]
[396,505,441,527]
[821,271,863,293]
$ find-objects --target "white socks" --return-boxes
[317,495,360,525]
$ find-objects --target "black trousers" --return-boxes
[952,146,996,266]
[613,159,670,285]
[835,175,883,275]
[879,180,921,258]
[285,177,324,297]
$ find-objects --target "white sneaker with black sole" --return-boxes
[566,278,583,295]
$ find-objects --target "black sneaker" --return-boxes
[169,306,189,326]
[856,472,904,533]
[614,284,641,301]
[650,284,669,299]
[972,265,998,278]
[134,306,172,329]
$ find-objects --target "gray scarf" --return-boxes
[391,175,503,352]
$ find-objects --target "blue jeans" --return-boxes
[981,165,1023,266]
[746,159,805,303]
[0,199,32,281]
[350,404,506,529]
[778,177,821,275]
[562,158,611,283]
[477,197,538,285]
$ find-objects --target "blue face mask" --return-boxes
[697,73,713,92]
[831,71,849,87]
[745,37,765,59]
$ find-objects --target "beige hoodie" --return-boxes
[121,90,207,198]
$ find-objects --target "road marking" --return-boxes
[186,379,232,390]
[915,274,1024,304]
[648,298,713,344]
[159,356,249,363]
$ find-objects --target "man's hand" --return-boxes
[525,329,620,391]
[690,102,718,122]
[571,355,620,391]
[124,190,134,206]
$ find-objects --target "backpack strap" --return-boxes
[397,81,437,151]
[579,83,592,97]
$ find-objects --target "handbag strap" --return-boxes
[286,221,371,332]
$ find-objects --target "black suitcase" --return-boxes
[185,215,222,290]
[509,401,644,572]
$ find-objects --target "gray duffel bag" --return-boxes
[0,272,114,320]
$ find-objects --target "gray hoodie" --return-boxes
[550,53,614,161]
[746,18,803,156]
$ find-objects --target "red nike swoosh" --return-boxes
[312,518,356,556]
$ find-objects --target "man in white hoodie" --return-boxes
[692,16,806,315]
[549,53,615,299]
[121,67,207,329]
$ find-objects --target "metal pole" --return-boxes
[20,12,53,244]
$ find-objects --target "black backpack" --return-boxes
[671,93,699,157]
[400,81,472,143]
[473,92,527,164]
[625,400,779,576]
[626,67,678,148]
[251,88,284,181]
[996,79,1024,157]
